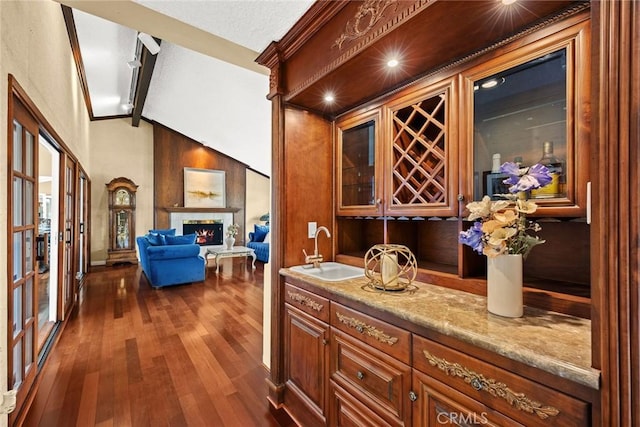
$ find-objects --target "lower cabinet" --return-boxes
[330,330,412,426]
[411,335,590,427]
[282,281,591,426]
[412,369,519,426]
[284,284,331,427]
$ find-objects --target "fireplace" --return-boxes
[182,220,223,246]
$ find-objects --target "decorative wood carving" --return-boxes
[423,350,560,419]
[335,312,399,345]
[287,290,324,312]
[334,0,398,49]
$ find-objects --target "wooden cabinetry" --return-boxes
[335,16,592,317]
[337,109,382,216]
[385,78,459,217]
[412,335,590,427]
[283,284,331,427]
[281,281,592,426]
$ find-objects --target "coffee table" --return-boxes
[206,246,256,274]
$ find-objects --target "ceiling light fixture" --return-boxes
[127,60,142,69]
[501,0,517,5]
[480,77,505,89]
[138,32,161,55]
[324,93,335,103]
[387,58,399,68]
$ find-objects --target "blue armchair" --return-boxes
[136,234,205,288]
[247,224,269,262]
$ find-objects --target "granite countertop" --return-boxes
[281,267,600,390]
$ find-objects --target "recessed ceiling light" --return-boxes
[502,0,517,5]
[480,77,505,89]
[324,93,335,103]
[387,58,399,68]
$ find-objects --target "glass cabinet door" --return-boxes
[465,23,590,218]
[337,109,381,215]
[472,49,568,202]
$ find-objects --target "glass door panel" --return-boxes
[38,136,60,354]
[473,49,567,201]
[336,108,382,215]
[9,98,38,408]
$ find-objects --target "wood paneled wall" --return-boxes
[152,123,247,241]
[283,107,333,267]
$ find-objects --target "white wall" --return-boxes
[89,118,154,264]
[0,1,92,424]
[245,170,270,239]
[143,42,273,175]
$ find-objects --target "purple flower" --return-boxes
[527,163,553,188]
[500,162,522,186]
[459,222,484,254]
[500,162,553,193]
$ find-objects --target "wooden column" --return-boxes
[593,0,640,425]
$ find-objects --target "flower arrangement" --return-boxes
[459,162,553,259]
[226,223,240,238]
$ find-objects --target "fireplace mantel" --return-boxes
[163,207,240,213]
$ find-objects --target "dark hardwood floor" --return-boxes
[22,258,286,427]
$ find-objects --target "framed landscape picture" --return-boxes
[184,168,226,208]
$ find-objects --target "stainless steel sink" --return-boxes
[289,262,365,282]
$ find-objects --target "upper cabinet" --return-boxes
[337,109,382,216]
[336,78,459,217]
[462,20,591,217]
[385,79,458,216]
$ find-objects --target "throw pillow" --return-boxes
[146,233,165,246]
[149,228,176,236]
[253,224,270,242]
[165,234,196,245]
[263,232,271,244]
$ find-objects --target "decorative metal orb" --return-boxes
[364,244,417,291]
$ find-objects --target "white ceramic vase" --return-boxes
[225,236,235,250]
[486,254,523,318]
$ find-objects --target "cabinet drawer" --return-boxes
[331,302,410,364]
[285,283,330,322]
[330,380,398,427]
[331,330,411,425]
[413,334,590,427]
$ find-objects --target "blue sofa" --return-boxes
[247,224,269,262]
[136,233,205,288]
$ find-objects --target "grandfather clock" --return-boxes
[106,177,138,266]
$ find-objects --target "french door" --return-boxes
[9,95,39,409]
[8,77,89,423]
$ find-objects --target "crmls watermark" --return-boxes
[436,411,489,425]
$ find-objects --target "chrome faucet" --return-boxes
[303,226,331,268]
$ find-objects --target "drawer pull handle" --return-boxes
[287,291,324,312]
[422,350,560,420]
[408,391,418,402]
[335,312,399,345]
[356,371,365,380]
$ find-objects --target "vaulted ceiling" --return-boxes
[56,0,315,175]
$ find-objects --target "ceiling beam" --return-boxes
[61,5,95,120]
[132,38,160,127]
[54,0,269,75]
